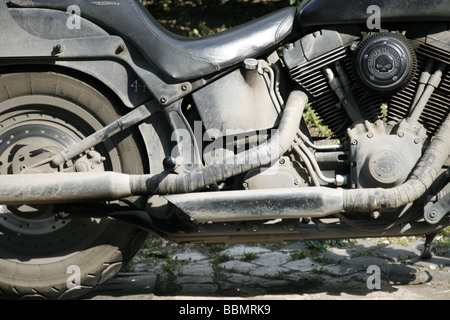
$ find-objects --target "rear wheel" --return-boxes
[0,72,153,299]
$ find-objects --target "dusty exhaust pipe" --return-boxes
[0,90,308,205]
[130,89,308,195]
[164,187,344,223]
[0,171,132,205]
[159,111,450,222]
[0,89,448,224]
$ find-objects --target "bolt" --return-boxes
[371,211,380,219]
[397,131,404,138]
[351,139,358,145]
[160,97,167,104]
[414,138,421,144]
[52,44,63,55]
[367,132,373,138]
[115,44,125,54]
[181,85,188,91]
[427,210,437,220]
[279,158,285,164]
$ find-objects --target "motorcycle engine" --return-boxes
[354,33,417,95]
[283,27,450,189]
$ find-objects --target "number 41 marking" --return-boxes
[131,79,146,93]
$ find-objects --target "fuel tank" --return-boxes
[298,0,450,27]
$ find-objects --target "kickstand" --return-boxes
[421,232,437,260]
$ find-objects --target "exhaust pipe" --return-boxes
[0,90,308,205]
[0,89,448,224]
[0,171,132,205]
[164,187,344,223]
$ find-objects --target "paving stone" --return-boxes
[219,260,258,273]
[322,248,352,262]
[132,263,157,272]
[219,273,272,296]
[181,262,214,276]
[175,275,215,285]
[219,245,271,257]
[252,252,292,267]
[412,256,450,269]
[344,256,387,271]
[322,264,358,276]
[374,244,421,261]
[355,239,379,249]
[179,283,218,294]
[282,257,316,272]
[170,250,208,261]
[252,266,290,278]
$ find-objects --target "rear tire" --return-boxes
[0,72,154,299]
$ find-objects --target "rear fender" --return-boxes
[1,7,152,108]
[0,5,173,172]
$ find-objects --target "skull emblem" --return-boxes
[375,54,394,72]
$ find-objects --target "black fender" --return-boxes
[0,2,191,108]
[3,7,152,109]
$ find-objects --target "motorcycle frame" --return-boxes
[0,3,448,244]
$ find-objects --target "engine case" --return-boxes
[347,120,426,188]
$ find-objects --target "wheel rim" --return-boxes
[0,95,117,241]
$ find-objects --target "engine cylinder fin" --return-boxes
[289,47,384,139]
[389,48,449,137]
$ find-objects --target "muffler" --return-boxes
[164,187,344,222]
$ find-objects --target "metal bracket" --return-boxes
[424,191,450,224]
[163,100,203,173]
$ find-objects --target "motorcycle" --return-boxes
[0,0,448,299]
